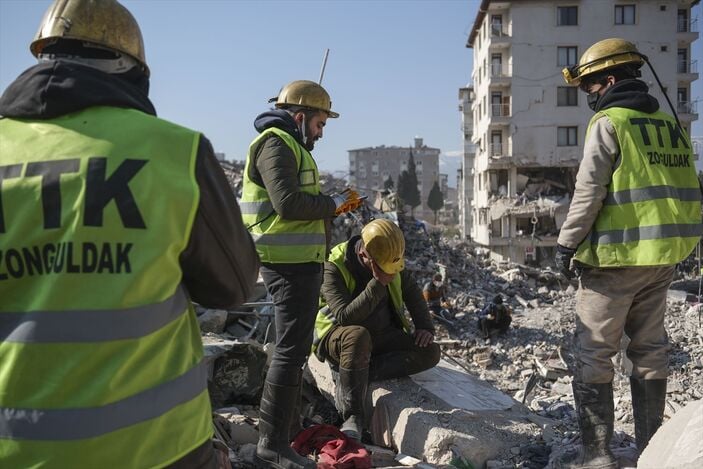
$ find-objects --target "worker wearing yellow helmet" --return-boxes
[312,219,440,441]
[242,80,365,468]
[0,0,260,467]
[555,38,702,468]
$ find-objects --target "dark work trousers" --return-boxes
[320,325,441,381]
[261,262,323,386]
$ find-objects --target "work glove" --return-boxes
[331,189,365,215]
[555,244,577,279]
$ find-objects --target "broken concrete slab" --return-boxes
[638,399,703,469]
[306,356,544,467]
[203,335,267,408]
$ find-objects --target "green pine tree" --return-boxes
[427,180,444,224]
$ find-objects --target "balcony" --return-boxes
[487,142,513,168]
[677,59,699,81]
[490,64,512,87]
[490,103,511,125]
[489,24,511,48]
[677,17,699,43]
[677,101,699,121]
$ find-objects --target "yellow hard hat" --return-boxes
[272,80,339,118]
[361,219,405,274]
[30,0,149,76]
[562,38,644,86]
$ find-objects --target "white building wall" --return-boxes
[465,0,699,265]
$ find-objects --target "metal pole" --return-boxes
[318,48,330,84]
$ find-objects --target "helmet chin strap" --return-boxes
[299,114,309,146]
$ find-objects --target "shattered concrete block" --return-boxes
[203,336,267,408]
[197,308,228,333]
[639,399,703,469]
[307,357,542,467]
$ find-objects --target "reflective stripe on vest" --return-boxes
[240,127,326,263]
[0,107,211,468]
[574,108,702,267]
[312,241,409,354]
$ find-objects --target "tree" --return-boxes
[427,180,444,224]
[397,152,421,216]
[384,175,394,190]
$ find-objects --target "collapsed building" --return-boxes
[458,0,700,266]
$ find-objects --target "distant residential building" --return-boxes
[214,152,227,162]
[348,137,440,220]
[458,86,477,240]
[463,0,700,265]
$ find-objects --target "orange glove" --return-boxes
[333,189,365,215]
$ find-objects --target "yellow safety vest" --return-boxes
[312,241,409,355]
[575,107,702,267]
[240,127,326,264]
[0,106,211,468]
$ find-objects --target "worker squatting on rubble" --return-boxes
[422,273,449,317]
[477,295,512,342]
[313,219,441,441]
[240,81,363,469]
[555,38,702,468]
[0,1,260,468]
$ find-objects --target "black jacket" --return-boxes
[0,61,259,308]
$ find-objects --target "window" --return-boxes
[491,54,503,76]
[678,48,688,73]
[557,87,578,106]
[615,5,635,25]
[557,46,578,66]
[678,9,688,32]
[558,127,578,146]
[491,15,503,36]
[557,6,578,25]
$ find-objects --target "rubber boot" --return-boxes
[288,380,303,442]
[630,377,667,454]
[336,367,369,441]
[556,382,617,469]
[255,381,316,469]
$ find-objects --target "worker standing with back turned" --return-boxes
[556,38,702,468]
[0,0,260,467]
[240,81,361,469]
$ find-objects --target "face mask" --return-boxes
[433,281,442,288]
[587,91,601,111]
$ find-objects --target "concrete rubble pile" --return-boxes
[203,162,702,468]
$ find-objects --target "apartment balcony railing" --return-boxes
[677,59,698,74]
[491,24,508,37]
[678,17,699,33]
[491,103,511,117]
[489,142,512,158]
[490,64,512,78]
[677,101,698,114]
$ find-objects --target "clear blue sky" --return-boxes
[1,0,701,179]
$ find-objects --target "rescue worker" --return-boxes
[477,295,512,340]
[422,273,448,316]
[0,1,260,468]
[240,81,360,468]
[556,38,702,467]
[313,219,441,440]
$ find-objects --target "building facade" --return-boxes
[348,137,441,220]
[463,0,700,265]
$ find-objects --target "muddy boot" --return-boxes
[631,377,666,454]
[555,382,617,469]
[337,367,369,441]
[255,381,316,469]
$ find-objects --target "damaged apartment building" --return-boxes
[459,0,700,266]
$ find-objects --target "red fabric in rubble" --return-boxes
[291,424,371,469]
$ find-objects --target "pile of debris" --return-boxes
[205,160,702,467]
